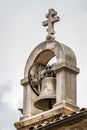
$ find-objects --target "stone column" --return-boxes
[53,63,80,113]
[21,77,31,119]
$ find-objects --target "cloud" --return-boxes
[0,82,19,130]
[0,101,17,130]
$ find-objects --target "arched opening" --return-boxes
[28,50,56,96]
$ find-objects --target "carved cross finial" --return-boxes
[42,8,60,41]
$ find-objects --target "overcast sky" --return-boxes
[0,0,87,130]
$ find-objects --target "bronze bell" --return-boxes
[34,77,56,111]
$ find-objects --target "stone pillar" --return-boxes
[21,77,31,119]
[53,63,80,113]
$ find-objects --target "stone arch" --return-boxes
[24,40,76,78]
[34,49,55,65]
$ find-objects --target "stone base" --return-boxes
[14,104,80,130]
[53,101,79,115]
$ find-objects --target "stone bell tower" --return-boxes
[14,9,80,130]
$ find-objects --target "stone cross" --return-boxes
[42,8,60,40]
